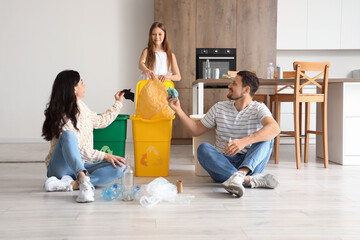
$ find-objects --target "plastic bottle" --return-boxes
[205,59,211,79]
[121,155,134,201]
[102,183,121,201]
[267,62,274,79]
[276,65,283,79]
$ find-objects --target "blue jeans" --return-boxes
[197,140,274,183]
[47,130,124,186]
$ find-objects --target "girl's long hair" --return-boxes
[145,22,173,71]
[42,70,80,141]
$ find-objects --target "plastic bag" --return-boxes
[135,177,195,208]
[136,78,175,120]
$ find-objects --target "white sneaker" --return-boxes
[76,176,95,203]
[250,174,279,189]
[44,175,74,192]
[222,171,246,197]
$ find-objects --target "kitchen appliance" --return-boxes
[196,48,236,79]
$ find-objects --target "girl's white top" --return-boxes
[140,51,172,80]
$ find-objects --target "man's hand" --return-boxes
[168,97,181,113]
[224,138,248,156]
[104,153,126,168]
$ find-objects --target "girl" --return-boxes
[138,22,181,82]
[42,70,126,203]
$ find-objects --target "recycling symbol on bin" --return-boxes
[100,145,113,155]
[140,146,162,167]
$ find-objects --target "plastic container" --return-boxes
[190,114,215,177]
[102,183,122,201]
[131,80,175,177]
[93,114,129,157]
[267,62,274,79]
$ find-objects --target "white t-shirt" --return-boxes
[200,100,273,154]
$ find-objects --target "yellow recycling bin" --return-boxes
[131,80,175,177]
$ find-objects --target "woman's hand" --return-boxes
[114,91,125,102]
[104,153,126,168]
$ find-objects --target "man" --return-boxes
[168,71,280,197]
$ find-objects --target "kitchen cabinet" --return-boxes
[341,0,360,49]
[277,0,360,50]
[307,0,341,49]
[316,81,360,165]
[277,0,307,50]
[196,0,237,48]
[237,0,277,78]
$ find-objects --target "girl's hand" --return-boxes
[159,75,166,82]
[114,91,125,102]
[104,153,126,168]
[143,70,155,80]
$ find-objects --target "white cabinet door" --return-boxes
[277,0,307,49]
[341,0,360,49]
[307,0,341,49]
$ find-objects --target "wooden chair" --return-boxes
[227,71,268,106]
[273,62,331,169]
[269,71,298,113]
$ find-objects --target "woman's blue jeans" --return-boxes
[46,130,124,186]
[197,140,274,183]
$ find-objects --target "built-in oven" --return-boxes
[196,48,236,79]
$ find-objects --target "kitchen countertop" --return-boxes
[193,78,360,87]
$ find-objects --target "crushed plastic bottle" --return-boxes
[102,183,121,201]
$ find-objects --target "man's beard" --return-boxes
[227,92,243,100]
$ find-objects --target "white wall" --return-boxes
[277,50,360,78]
[0,0,154,142]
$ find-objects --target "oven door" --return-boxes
[196,56,236,79]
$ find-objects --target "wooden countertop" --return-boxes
[193,78,360,87]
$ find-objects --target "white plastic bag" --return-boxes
[135,177,195,208]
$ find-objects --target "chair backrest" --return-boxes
[274,71,298,93]
[293,62,331,96]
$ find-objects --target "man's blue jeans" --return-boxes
[47,130,124,186]
[197,139,274,183]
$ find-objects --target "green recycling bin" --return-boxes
[93,114,130,157]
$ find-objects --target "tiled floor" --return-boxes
[0,143,360,239]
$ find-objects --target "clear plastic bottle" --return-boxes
[121,155,134,201]
[267,62,274,79]
[276,65,283,79]
[205,59,211,79]
[102,183,121,201]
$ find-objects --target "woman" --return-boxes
[42,70,126,203]
[138,22,181,82]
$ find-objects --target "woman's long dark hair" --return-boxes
[42,70,80,141]
[145,22,173,71]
